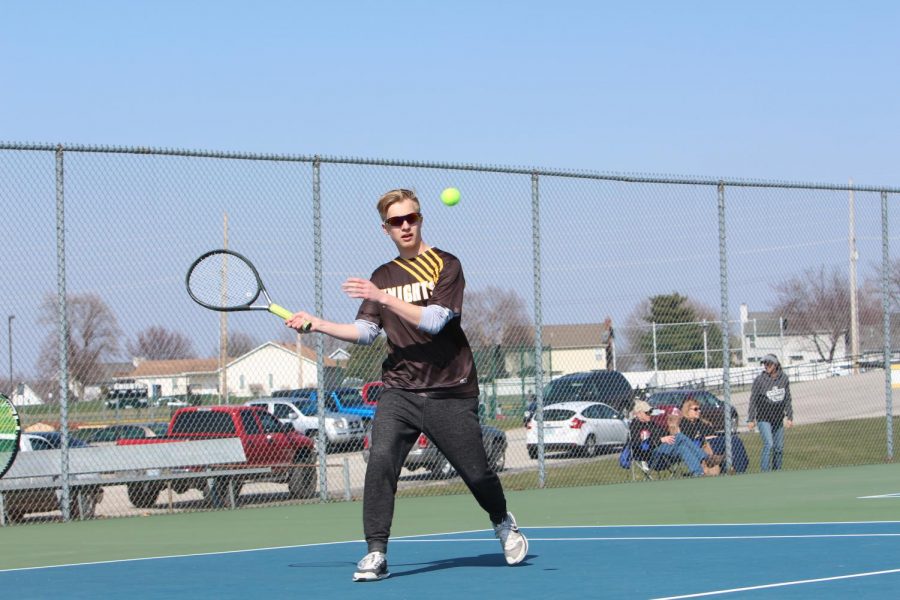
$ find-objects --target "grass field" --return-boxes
[395,415,900,498]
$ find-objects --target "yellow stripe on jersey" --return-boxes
[420,248,444,277]
[393,249,444,285]
[392,259,429,283]
[404,257,434,282]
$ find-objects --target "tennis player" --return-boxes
[286,188,527,581]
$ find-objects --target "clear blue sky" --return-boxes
[2,1,899,379]
[3,1,899,185]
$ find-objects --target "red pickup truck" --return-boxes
[118,405,317,508]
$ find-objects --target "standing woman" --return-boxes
[747,354,794,471]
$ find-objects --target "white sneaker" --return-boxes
[493,512,528,565]
[352,551,390,582]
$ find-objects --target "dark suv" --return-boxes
[532,370,635,417]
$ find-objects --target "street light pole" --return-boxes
[7,315,14,397]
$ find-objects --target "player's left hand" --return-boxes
[342,277,382,302]
[785,419,793,428]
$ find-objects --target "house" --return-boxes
[118,341,334,400]
[505,322,611,377]
[84,361,135,402]
[10,382,44,406]
[739,303,848,366]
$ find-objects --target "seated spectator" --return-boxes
[678,397,722,461]
[629,400,719,478]
[679,396,750,473]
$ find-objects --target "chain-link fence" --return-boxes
[0,142,897,525]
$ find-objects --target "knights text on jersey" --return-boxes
[355,247,479,398]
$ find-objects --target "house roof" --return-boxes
[120,341,336,378]
[127,358,220,377]
[540,323,610,349]
[97,361,136,380]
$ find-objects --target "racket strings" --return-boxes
[188,254,261,308]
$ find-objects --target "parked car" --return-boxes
[118,405,317,508]
[82,423,161,445]
[28,431,91,449]
[2,433,103,522]
[646,389,738,434]
[104,389,149,409]
[533,370,636,416]
[525,401,628,458]
[362,425,507,479]
[244,397,366,452]
[272,388,377,423]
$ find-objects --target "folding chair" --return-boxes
[619,445,680,481]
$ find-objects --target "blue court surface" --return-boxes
[3,521,899,599]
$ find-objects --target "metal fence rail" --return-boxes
[0,141,896,525]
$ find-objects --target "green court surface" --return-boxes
[3,462,899,571]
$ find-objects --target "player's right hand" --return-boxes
[286,311,317,333]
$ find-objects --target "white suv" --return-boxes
[245,398,366,452]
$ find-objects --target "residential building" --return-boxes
[739,303,848,366]
[505,322,611,377]
[118,341,333,400]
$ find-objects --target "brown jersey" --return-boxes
[355,247,479,398]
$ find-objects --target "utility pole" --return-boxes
[849,178,860,373]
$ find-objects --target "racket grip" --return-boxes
[270,304,312,332]
[269,304,295,320]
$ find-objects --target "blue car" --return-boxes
[273,387,376,422]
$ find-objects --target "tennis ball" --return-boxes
[440,187,460,206]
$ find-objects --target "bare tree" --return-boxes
[864,258,900,312]
[213,330,259,358]
[37,292,122,401]
[128,326,196,360]
[464,286,534,348]
[773,265,880,362]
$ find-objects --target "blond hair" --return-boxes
[377,188,420,220]
[681,398,700,416]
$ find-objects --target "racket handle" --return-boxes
[269,304,295,320]
[270,304,312,332]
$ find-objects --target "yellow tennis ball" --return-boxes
[440,187,460,206]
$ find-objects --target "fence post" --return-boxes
[718,181,734,473]
[530,172,545,488]
[55,144,71,521]
[312,157,328,501]
[881,190,893,461]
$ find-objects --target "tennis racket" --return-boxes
[186,249,311,331]
[0,393,22,479]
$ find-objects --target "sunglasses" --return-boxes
[689,407,701,412]
[383,212,422,227]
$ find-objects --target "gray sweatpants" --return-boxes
[363,388,508,553]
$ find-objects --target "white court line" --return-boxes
[393,533,900,542]
[516,519,900,529]
[650,567,900,599]
[858,493,900,499]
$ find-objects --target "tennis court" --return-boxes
[3,462,899,599]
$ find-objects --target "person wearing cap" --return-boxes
[748,354,794,471]
[628,399,719,477]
